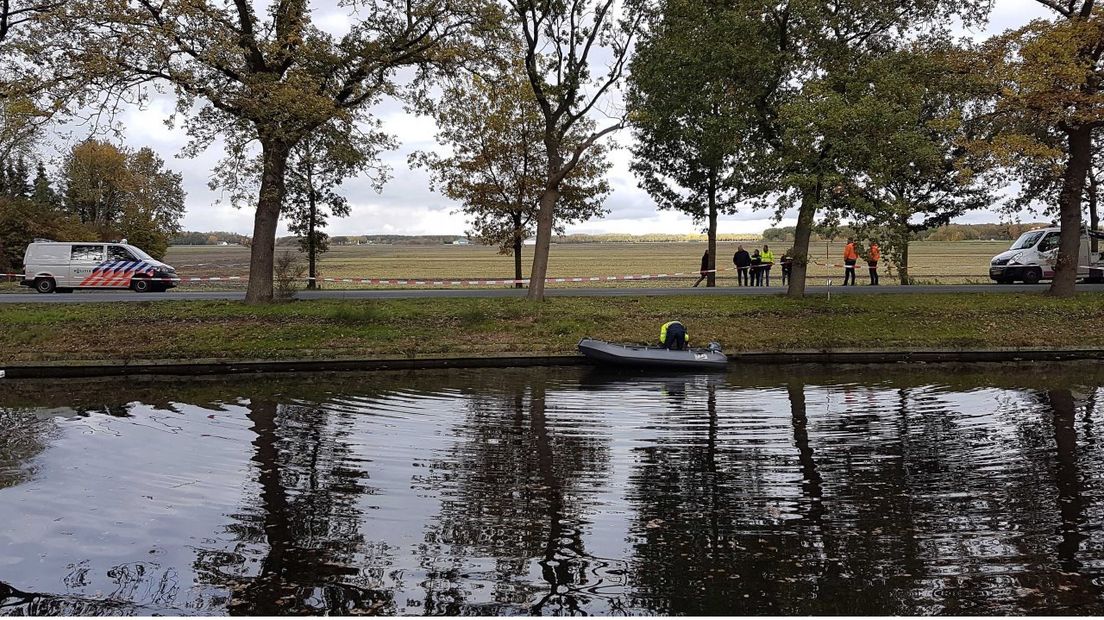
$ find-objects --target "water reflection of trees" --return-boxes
[6,368,1104,615]
[0,409,54,490]
[1014,388,1104,613]
[624,373,1104,615]
[417,373,611,614]
[624,379,841,615]
[201,397,391,615]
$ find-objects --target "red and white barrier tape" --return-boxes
[6,264,1095,287]
[0,273,245,283]
[1,270,726,285]
[304,268,730,286]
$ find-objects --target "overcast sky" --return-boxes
[104,0,1051,237]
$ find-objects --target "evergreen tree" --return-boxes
[31,161,55,206]
[11,157,30,198]
[3,161,15,197]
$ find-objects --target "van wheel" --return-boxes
[131,278,153,293]
[1022,268,1042,285]
[34,277,56,294]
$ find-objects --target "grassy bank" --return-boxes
[1,292,1102,363]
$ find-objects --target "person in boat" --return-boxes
[660,320,688,350]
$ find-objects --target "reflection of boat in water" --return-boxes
[577,338,728,371]
[577,366,726,392]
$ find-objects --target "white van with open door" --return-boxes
[989,227,1104,284]
[19,241,180,293]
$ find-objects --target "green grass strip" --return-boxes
[1,292,1101,363]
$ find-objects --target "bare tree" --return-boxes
[504,0,642,300]
[413,52,610,288]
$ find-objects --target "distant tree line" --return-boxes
[762,223,1053,244]
[259,232,764,247]
[555,233,760,244]
[171,231,251,246]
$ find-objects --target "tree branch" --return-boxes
[231,0,267,72]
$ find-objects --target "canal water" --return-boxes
[1,363,1104,615]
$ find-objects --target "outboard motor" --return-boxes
[706,341,723,353]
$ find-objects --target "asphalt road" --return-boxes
[2,283,1103,303]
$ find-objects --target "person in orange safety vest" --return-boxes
[843,238,858,285]
[867,241,881,285]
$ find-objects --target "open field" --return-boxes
[157,240,1010,289]
[1,292,1101,363]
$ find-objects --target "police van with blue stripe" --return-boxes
[20,240,180,293]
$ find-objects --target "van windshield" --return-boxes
[126,245,153,260]
[1010,231,1046,250]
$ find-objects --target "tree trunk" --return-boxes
[527,186,559,301]
[246,138,291,304]
[1090,171,1099,254]
[306,184,317,291]
[706,170,718,287]
[787,184,818,298]
[1051,125,1091,297]
[788,381,824,527]
[513,211,524,289]
[1049,389,1086,570]
[899,239,910,286]
[894,215,912,286]
[231,398,291,613]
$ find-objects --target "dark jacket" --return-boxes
[733,249,751,268]
[700,252,710,272]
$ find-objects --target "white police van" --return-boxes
[989,227,1104,284]
[20,240,180,293]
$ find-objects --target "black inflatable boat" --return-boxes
[577,338,728,370]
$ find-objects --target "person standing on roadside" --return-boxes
[780,249,794,287]
[750,249,763,286]
[693,250,710,287]
[843,238,858,286]
[760,244,775,287]
[733,245,751,286]
[867,241,881,285]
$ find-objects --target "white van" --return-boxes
[19,241,180,293]
[989,227,1104,284]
